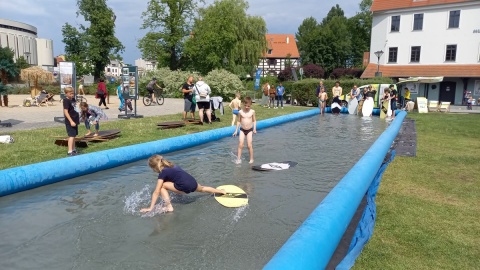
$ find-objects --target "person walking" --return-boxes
[96,78,109,110]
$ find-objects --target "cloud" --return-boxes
[0,0,362,64]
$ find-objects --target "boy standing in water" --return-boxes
[233,97,256,164]
[229,92,242,126]
[318,87,328,115]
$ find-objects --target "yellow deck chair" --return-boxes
[438,101,451,113]
[427,100,439,112]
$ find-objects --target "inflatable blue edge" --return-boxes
[1,108,323,197]
[264,110,406,270]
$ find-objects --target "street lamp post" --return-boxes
[374,50,384,77]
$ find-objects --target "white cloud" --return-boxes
[0,0,362,64]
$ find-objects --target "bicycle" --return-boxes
[143,86,164,106]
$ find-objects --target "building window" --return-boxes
[391,16,400,32]
[388,47,398,63]
[413,14,423,30]
[445,45,457,61]
[411,46,421,62]
[267,49,272,54]
[449,10,460,28]
[268,59,277,66]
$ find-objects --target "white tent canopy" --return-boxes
[397,77,444,84]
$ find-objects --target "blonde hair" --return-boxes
[235,92,241,98]
[148,155,174,173]
[64,86,74,94]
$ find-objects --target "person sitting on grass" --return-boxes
[79,102,108,137]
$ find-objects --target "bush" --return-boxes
[331,68,364,79]
[204,69,244,99]
[302,64,325,79]
[278,68,293,81]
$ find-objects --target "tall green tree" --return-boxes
[347,0,373,67]
[0,47,19,104]
[62,23,91,76]
[62,0,124,79]
[138,0,201,70]
[184,0,267,75]
[295,17,321,65]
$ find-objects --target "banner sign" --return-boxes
[254,68,262,90]
[121,66,138,99]
[59,62,76,97]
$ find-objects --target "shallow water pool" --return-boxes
[0,114,387,269]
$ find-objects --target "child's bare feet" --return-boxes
[249,159,254,164]
[235,159,241,164]
[93,133,99,137]
[162,205,174,212]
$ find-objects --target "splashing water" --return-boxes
[232,205,248,222]
[123,185,167,217]
[230,151,242,164]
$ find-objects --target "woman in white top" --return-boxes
[194,77,212,124]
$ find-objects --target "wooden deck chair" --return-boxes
[32,91,51,107]
[427,100,439,112]
[438,101,451,113]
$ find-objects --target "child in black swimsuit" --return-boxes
[233,97,257,164]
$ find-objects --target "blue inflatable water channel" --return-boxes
[0,108,405,269]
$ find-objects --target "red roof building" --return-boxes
[258,34,300,77]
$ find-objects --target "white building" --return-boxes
[258,34,300,77]
[361,0,480,105]
[104,59,124,77]
[0,18,54,67]
[36,38,54,67]
[134,58,157,77]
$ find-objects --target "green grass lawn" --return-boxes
[354,113,480,270]
[0,104,309,170]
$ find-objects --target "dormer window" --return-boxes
[268,49,272,54]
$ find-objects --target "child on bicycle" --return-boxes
[146,78,161,104]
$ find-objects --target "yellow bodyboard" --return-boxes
[214,185,248,208]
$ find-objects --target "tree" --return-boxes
[295,17,321,65]
[138,0,201,70]
[184,0,267,75]
[62,23,91,76]
[0,47,19,106]
[347,0,373,67]
[62,0,124,79]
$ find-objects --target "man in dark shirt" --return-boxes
[182,76,195,120]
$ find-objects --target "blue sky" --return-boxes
[0,0,361,64]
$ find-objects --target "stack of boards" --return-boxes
[54,129,121,148]
[157,119,203,129]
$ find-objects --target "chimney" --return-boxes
[286,36,289,44]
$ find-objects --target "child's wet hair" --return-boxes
[243,96,252,105]
[148,155,174,173]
